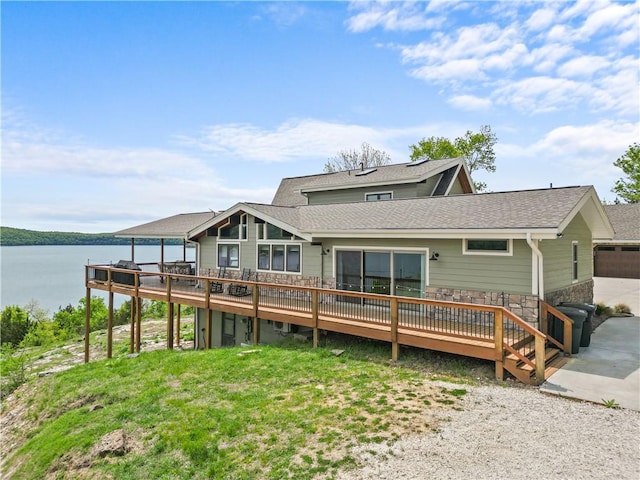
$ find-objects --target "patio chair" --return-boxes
[210,267,227,294]
[229,268,252,296]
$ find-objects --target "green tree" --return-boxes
[1,306,31,346]
[324,142,391,173]
[612,142,640,203]
[409,125,497,191]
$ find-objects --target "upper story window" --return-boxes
[365,192,392,202]
[463,239,512,256]
[219,214,248,240]
[256,222,297,240]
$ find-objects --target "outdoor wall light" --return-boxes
[429,252,439,261]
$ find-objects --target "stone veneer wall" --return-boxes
[424,286,540,326]
[544,279,594,307]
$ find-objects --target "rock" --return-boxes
[125,353,139,359]
[88,404,104,412]
[331,349,345,356]
[91,429,127,458]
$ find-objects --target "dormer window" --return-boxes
[365,192,392,201]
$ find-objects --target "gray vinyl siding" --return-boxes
[541,212,593,292]
[306,184,418,205]
[448,178,465,195]
[417,177,439,196]
[320,237,533,295]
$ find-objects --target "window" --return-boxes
[256,243,301,273]
[218,243,239,268]
[572,241,578,281]
[365,192,392,202]
[219,214,248,240]
[463,239,512,256]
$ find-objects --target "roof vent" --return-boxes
[406,158,429,167]
[355,168,377,176]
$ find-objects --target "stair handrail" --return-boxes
[540,300,574,355]
[501,308,548,384]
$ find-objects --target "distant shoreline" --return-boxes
[0,226,186,247]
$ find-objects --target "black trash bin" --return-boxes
[112,260,141,285]
[553,306,587,354]
[559,302,596,347]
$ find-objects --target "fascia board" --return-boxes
[114,234,188,239]
[191,203,314,242]
[305,229,559,240]
[557,188,614,239]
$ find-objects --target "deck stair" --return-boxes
[504,338,569,385]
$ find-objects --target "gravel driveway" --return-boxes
[338,382,640,480]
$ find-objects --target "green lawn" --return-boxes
[2,335,489,479]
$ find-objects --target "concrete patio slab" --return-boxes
[540,316,640,410]
[593,276,640,315]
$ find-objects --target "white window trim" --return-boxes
[572,240,579,283]
[256,242,302,275]
[463,239,513,256]
[365,191,393,201]
[217,242,241,270]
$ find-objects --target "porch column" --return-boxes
[176,304,181,346]
[312,290,319,348]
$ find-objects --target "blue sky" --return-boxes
[2,1,638,233]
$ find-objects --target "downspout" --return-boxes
[526,233,544,300]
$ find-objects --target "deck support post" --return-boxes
[167,302,174,350]
[535,334,546,384]
[136,296,142,353]
[84,287,91,363]
[176,304,181,346]
[129,296,135,354]
[494,308,504,381]
[206,309,212,349]
[390,298,399,361]
[312,290,319,348]
[252,284,260,345]
[107,291,114,359]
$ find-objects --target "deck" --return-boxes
[84,264,575,384]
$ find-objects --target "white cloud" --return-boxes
[557,55,611,78]
[352,1,639,117]
[447,94,492,111]
[175,118,428,164]
[346,1,445,33]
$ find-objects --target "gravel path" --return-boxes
[338,382,640,480]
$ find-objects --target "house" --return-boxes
[593,203,640,279]
[90,157,613,383]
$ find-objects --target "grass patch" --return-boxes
[3,341,470,480]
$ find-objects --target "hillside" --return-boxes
[0,227,183,246]
[0,322,477,479]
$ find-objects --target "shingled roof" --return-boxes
[602,204,640,242]
[191,186,613,241]
[271,157,468,206]
[115,212,218,239]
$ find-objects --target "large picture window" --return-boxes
[218,243,239,268]
[256,243,301,273]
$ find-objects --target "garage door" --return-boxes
[594,245,640,279]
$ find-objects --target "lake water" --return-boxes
[0,245,195,313]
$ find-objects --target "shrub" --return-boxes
[1,306,31,346]
[0,344,28,399]
[613,303,631,314]
[595,302,612,317]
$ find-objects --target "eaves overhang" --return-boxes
[304,228,561,241]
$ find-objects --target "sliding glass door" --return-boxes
[336,249,426,305]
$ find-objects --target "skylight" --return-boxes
[355,168,377,176]
[406,158,429,167]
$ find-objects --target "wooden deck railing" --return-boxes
[539,300,574,355]
[85,265,551,383]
